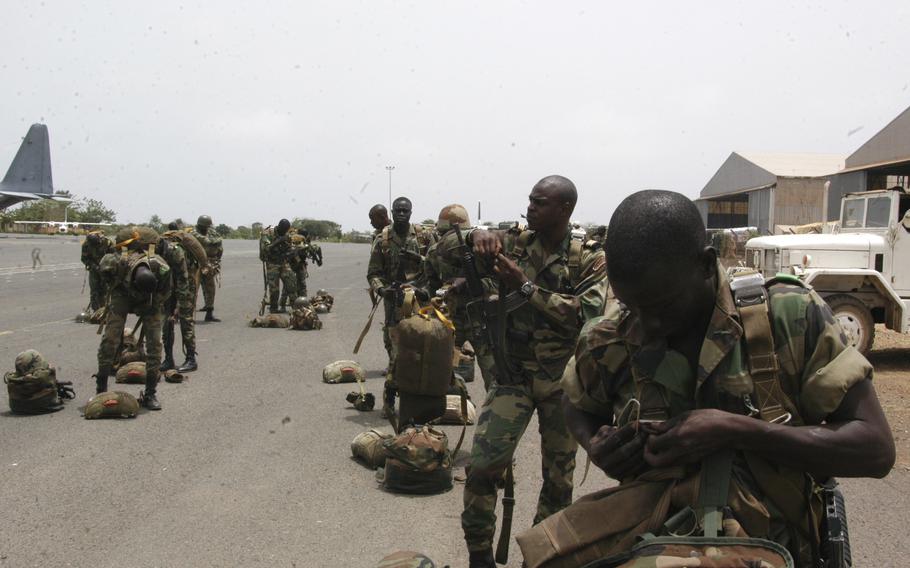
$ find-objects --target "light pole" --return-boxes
[386,165,395,208]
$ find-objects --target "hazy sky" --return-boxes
[2,1,909,231]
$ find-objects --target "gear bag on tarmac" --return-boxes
[381,425,453,495]
[351,429,393,469]
[5,350,75,414]
[115,361,146,384]
[323,360,364,383]
[83,391,140,419]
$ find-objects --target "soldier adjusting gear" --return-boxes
[436,203,471,233]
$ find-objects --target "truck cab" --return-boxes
[743,189,910,353]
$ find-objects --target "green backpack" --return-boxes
[381,425,453,495]
[323,360,364,383]
[4,350,74,414]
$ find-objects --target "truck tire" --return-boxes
[825,295,874,355]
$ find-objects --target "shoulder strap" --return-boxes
[381,226,391,252]
[510,229,534,259]
[730,271,792,424]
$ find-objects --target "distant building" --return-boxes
[695,152,845,234]
[827,105,910,219]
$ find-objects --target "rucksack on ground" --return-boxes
[323,360,364,383]
[381,425,453,495]
[351,429,393,469]
[393,308,454,398]
[5,350,74,414]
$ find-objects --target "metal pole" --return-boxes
[386,165,395,208]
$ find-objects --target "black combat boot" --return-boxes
[468,548,495,568]
[160,355,175,372]
[93,366,111,394]
[204,308,221,322]
[140,373,162,410]
[177,353,198,373]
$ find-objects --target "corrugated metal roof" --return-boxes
[736,152,846,177]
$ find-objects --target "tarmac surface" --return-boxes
[0,234,908,567]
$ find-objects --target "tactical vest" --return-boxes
[379,225,430,281]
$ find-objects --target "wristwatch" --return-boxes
[519,280,535,298]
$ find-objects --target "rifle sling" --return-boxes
[495,463,516,564]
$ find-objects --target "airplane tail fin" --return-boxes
[2,124,53,195]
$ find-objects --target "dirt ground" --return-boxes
[867,325,910,469]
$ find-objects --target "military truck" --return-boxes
[743,188,910,354]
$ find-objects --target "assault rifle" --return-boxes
[820,480,852,568]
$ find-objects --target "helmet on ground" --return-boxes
[436,204,470,233]
[317,288,328,296]
[15,350,49,376]
[196,215,213,228]
[293,297,311,309]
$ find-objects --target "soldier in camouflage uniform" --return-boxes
[289,296,323,330]
[189,214,223,322]
[461,176,608,567]
[260,218,297,313]
[366,196,436,407]
[80,231,115,312]
[280,229,323,309]
[159,226,199,373]
[420,204,496,389]
[369,204,390,241]
[94,226,173,410]
[558,190,894,567]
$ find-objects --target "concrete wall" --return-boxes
[774,178,827,227]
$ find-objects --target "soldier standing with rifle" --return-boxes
[458,175,608,567]
[260,219,298,314]
[189,214,223,322]
[366,196,436,417]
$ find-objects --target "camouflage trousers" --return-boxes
[198,269,217,310]
[98,293,164,393]
[473,341,497,391]
[163,293,196,357]
[266,262,297,309]
[87,268,108,311]
[280,266,308,307]
[462,373,577,551]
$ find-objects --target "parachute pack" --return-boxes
[83,391,140,419]
[4,350,75,414]
[380,425,453,495]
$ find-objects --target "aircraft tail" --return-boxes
[1,124,53,195]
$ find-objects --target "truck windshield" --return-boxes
[841,199,866,229]
[866,196,891,227]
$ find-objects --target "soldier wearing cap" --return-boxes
[94,226,172,410]
[188,214,223,322]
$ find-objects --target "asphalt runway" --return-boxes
[0,235,907,567]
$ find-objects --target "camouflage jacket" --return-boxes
[159,240,192,312]
[259,229,294,266]
[81,234,115,269]
[420,228,495,329]
[481,227,607,379]
[563,263,872,563]
[98,250,172,309]
[367,224,436,294]
[188,227,223,267]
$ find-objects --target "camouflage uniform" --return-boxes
[366,224,436,366]
[159,236,196,365]
[462,228,607,552]
[422,229,497,389]
[562,264,871,565]
[80,232,115,311]
[280,234,321,307]
[260,228,297,311]
[188,225,223,313]
[96,245,172,402]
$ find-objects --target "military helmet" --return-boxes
[15,350,49,376]
[317,288,328,296]
[436,204,470,233]
[293,296,311,310]
[197,215,213,228]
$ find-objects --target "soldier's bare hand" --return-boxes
[470,230,502,257]
[588,423,648,480]
[643,409,737,467]
[493,254,527,291]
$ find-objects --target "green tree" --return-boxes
[291,218,342,240]
[215,223,234,237]
[147,215,165,233]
